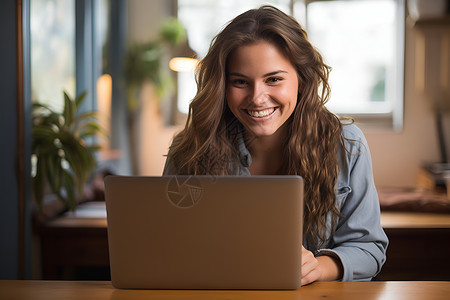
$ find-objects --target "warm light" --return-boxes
[169,57,199,72]
[96,74,112,150]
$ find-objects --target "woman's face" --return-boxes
[226,41,299,138]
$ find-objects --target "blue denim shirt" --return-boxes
[163,123,388,281]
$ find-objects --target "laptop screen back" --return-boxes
[105,175,303,289]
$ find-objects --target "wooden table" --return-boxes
[0,280,450,300]
[381,212,450,228]
[1,280,449,300]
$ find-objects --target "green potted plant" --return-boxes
[32,91,103,212]
[123,17,187,173]
[124,17,187,107]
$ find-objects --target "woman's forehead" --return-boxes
[227,42,295,75]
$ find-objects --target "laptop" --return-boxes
[104,175,303,289]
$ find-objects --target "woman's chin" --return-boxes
[243,126,279,138]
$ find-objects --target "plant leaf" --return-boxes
[76,122,104,138]
[74,91,87,109]
[71,112,98,131]
[62,169,76,211]
[32,90,99,211]
[87,144,102,151]
[32,155,46,211]
[32,102,54,116]
[63,91,75,127]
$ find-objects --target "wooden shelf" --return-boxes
[408,15,450,28]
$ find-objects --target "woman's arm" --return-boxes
[318,125,388,282]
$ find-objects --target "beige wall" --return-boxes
[136,82,181,176]
[127,0,180,176]
[127,0,174,43]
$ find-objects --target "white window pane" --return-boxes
[305,0,398,115]
[31,0,76,112]
[177,71,197,114]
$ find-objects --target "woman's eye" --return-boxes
[267,77,282,84]
[232,79,247,86]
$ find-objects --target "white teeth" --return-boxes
[247,108,275,117]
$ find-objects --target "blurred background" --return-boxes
[25,0,450,183]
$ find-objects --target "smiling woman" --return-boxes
[163,5,388,285]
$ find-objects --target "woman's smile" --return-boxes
[245,107,278,118]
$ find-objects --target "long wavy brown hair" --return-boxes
[167,5,343,248]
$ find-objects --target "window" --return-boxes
[30,0,111,113]
[30,0,123,164]
[31,0,76,112]
[296,0,405,130]
[176,0,405,129]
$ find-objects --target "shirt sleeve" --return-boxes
[162,154,176,175]
[316,125,388,281]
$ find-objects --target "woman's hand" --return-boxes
[301,246,322,285]
[301,246,343,286]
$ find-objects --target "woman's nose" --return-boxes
[250,82,267,104]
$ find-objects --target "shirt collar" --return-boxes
[227,120,252,169]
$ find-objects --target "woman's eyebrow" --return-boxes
[263,70,288,77]
[227,72,248,78]
[227,70,288,77]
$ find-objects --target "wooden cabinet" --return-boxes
[36,201,450,281]
[36,202,110,280]
[378,212,450,280]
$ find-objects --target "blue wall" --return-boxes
[0,0,32,280]
[0,0,20,279]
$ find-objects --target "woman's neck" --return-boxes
[245,126,287,175]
